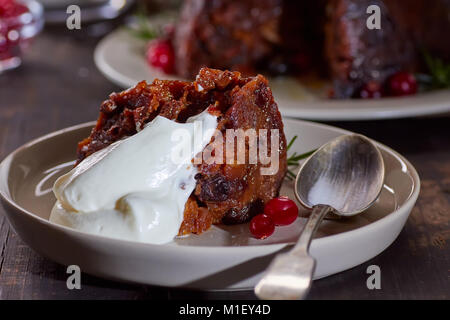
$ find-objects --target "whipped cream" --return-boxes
[50,110,217,244]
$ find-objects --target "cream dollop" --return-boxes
[50,110,217,244]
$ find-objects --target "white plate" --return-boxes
[0,118,420,290]
[94,28,450,121]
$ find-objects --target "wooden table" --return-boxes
[0,29,449,300]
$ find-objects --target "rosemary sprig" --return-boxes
[416,51,450,90]
[125,4,178,42]
[285,135,316,181]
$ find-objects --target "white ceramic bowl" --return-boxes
[0,118,420,290]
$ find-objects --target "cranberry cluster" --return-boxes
[249,196,299,239]
[358,71,418,99]
[0,0,29,61]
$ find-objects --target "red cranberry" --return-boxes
[146,39,174,74]
[359,81,383,99]
[264,196,298,226]
[249,214,275,239]
[388,71,418,96]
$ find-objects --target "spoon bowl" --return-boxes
[295,134,385,216]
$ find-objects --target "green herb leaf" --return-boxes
[285,135,316,181]
[418,51,450,90]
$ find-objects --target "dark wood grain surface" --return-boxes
[0,29,449,300]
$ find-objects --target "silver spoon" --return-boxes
[255,134,385,300]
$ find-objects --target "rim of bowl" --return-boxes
[0,119,421,252]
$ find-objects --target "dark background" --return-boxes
[0,26,449,299]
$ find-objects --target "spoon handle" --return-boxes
[254,205,333,300]
[291,204,333,255]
